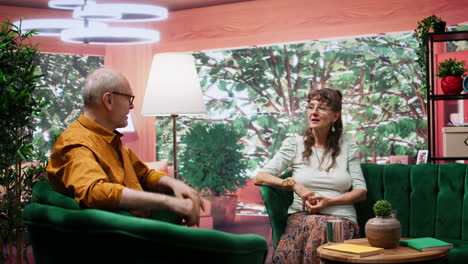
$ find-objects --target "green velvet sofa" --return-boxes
[23,179,268,264]
[260,163,468,264]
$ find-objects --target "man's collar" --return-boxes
[78,114,122,143]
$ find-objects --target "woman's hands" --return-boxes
[300,189,367,214]
[304,194,330,214]
[293,183,318,212]
[294,182,332,214]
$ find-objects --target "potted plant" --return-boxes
[179,122,248,227]
[414,14,446,58]
[365,200,401,249]
[0,21,47,263]
[414,14,447,94]
[436,58,467,94]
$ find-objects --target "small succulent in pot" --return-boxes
[373,200,393,217]
[366,199,401,248]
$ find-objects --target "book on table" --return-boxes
[399,237,453,252]
[322,243,384,257]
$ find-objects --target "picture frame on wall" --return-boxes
[416,150,428,164]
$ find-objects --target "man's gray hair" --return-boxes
[82,68,123,109]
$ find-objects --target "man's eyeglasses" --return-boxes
[112,92,135,105]
[306,104,330,114]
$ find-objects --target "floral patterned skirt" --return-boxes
[272,212,360,264]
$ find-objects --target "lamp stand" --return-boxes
[171,114,179,179]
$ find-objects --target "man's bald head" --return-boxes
[82,68,129,109]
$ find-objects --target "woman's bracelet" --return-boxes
[281,177,295,189]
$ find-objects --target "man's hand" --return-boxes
[160,176,205,226]
[170,180,205,210]
[119,187,202,226]
[176,198,200,226]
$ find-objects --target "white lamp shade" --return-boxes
[141,53,207,116]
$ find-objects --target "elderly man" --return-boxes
[46,67,203,226]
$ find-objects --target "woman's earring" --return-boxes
[331,123,335,132]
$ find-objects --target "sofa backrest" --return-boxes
[31,179,182,221]
[32,179,81,209]
[356,163,468,241]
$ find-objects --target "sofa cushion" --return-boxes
[145,160,174,177]
[438,238,468,264]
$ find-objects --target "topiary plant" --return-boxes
[179,122,248,197]
[373,200,393,217]
[436,58,467,77]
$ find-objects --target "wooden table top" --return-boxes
[317,238,450,263]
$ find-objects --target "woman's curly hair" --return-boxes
[302,88,343,171]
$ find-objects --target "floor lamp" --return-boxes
[141,52,207,179]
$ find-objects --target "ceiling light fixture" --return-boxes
[16,1,168,45]
[73,4,168,22]
[13,19,107,37]
[72,4,122,21]
[61,27,160,45]
[48,0,96,10]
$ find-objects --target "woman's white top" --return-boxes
[259,134,367,223]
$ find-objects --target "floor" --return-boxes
[3,216,274,264]
[216,214,274,264]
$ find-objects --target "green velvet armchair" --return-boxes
[260,163,468,264]
[23,179,268,264]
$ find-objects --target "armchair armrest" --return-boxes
[25,179,268,263]
[259,170,294,248]
[24,202,268,263]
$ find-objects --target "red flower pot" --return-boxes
[441,76,463,95]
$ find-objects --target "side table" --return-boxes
[317,238,449,263]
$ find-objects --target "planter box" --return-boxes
[206,195,238,228]
[443,127,468,157]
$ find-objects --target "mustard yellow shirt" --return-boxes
[46,114,166,209]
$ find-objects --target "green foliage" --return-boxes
[413,14,446,97]
[414,15,446,41]
[0,20,47,262]
[179,122,248,196]
[32,53,103,157]
[157,31,437,169]
[373,200,393,217]
[436,58,467,77]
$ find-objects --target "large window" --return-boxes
[157,32,428,174]
[33,53,103,159]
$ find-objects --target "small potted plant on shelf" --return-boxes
[365,200,401,249]
[436,58,467,94]
[414,14,446,41]
[414,14,447,89]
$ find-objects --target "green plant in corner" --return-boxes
[179,122,248,196]
[414,15,446,94]
[0,20,48,263]
[436,58,467,77]
[372,200,393,217]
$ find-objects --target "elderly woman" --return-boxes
[254,88,367,264]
